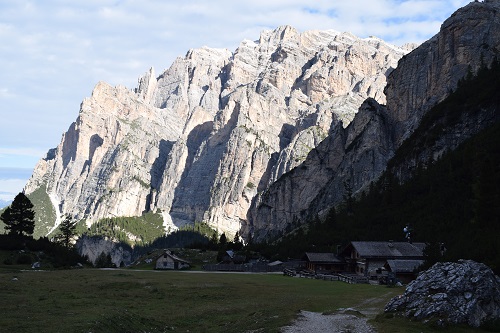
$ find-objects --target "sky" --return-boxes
[0,0,471,205]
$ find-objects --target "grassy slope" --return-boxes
[27,184,56,238]
[0,185,56,238]
[0,207,4,233]
[0,268,391,333]
[0,267,486,333]
[78,212,166,246]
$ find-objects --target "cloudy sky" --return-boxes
[0,0,471,204]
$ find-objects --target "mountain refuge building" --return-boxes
[155,250,190,270]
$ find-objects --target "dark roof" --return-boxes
[268,260,283,266]
[305,252,345,263]
[157,251,190,264]
[386,259,424,273]
[349,241,425,258]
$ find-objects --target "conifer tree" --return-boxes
[55,214,77,249]
[219,233,227,246]
[0,192,35,237]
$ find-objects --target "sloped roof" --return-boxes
[157,251,190,264]
[386,259,424,273]
[349,241,425,258]
[268,260,283,266]
[305,252,345,263]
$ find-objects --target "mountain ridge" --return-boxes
[24,26,408,238]
[247,0,500,241]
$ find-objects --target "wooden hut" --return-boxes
[155,250,190,270]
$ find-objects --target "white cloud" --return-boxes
[0,168,32,203]
[0,179,28,202]
[0,149,46,169]
[0,0,471,171]
[0,148,47,158]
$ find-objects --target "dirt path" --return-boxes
[280,309,375,333]
[280,292,396,333]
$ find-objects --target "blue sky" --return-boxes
[0,0,471,204]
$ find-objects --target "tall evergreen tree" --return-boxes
[342,180,354,215]
[219,233,227,246]
[55,214,77,249]
[0,192,35,237]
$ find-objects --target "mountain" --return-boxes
[25,26,408,238]
[256,61,500,269]
[25,1,500,243]
[247,0,500,241]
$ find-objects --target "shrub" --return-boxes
[16,253,32,265]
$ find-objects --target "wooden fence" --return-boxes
[203,261,305,273]
[203,263,370,284]
[282,269,369,284]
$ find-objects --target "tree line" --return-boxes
[0,192,85,267]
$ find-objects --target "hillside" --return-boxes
[247,0,500,241]
[257,62,500,272]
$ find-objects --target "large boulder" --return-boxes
[385,260,500,328]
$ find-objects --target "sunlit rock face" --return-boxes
[25,25,408,237]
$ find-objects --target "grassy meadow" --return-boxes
[0,266,488,333]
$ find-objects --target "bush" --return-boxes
[16,253,32,265]
[0,234,24,250]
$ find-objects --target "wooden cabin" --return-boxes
[342,241,425,278]
[155,250,190,270]
[384,259,424,284]
[303,252,346,274]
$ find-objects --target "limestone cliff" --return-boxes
[246,98,394,240]
[25,26,406,237]
[247,0,500,240]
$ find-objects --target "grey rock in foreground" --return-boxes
[385,260,500,328]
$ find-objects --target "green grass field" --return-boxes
[0,267,487,333]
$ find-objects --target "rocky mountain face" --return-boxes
[25,26,407,238]
[247,0,500,241]
[385,260,500,328]
[76,235,133,267]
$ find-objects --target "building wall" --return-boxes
[156,255,189,270]
[358,259,386,277]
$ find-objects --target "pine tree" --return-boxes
[55,214,77,249]
[342,180,355,216]
[95,251,114,268]
[233,231,243,251]
[0,192,35,237]
[219,233,227,246]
